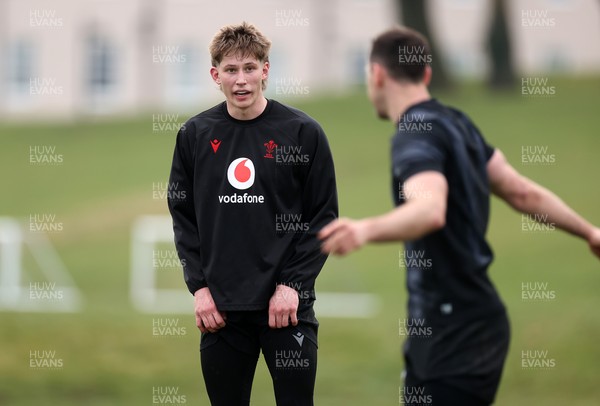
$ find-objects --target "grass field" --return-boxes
[1,77,599,405]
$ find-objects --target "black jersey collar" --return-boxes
[221,98,274,125]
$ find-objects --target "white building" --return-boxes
[1,0,598,120]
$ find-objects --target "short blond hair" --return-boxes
[209,22,271,90]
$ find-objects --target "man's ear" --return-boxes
[262,61,269,80]
[210,66,220,85]
[372,62,386,88]
[423,65,432,87]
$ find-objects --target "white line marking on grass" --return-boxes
[314,292,381,318]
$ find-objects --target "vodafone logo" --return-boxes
[227,158,255,190]
[219,157,265,204]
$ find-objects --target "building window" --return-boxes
[176,44,195,89]
[7,39,34,95]
[166,43,202,107]
[348,47,367,85]
[85,32,117,110]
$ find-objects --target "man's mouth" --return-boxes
[234,90,251,96]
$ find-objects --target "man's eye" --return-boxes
[245,67,255,72]
[226,69,236,73]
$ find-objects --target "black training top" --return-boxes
[168,99,338,312]
[392,99,508,389]
[393,99,505,323]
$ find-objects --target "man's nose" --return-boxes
[236,72,247,85]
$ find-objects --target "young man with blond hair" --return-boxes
[319,26,600,405]
[168,22,337,405]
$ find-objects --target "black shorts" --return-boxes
[403,312,510,404]
[200,308,318,354]
[199,309,318,406]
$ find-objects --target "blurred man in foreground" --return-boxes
[319,26,600,406]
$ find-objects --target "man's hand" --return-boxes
[318,218,369,256]
[268,284,299,328]
[587,227,600,259]
[194,287,226,333]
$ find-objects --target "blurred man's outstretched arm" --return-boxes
[487,149,600,258]
[319,171,447,255]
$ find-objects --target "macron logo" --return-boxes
[293,332,304,347]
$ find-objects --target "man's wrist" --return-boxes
[361,217,376,244]
[275,283,296,292]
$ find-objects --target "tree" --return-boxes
[487,0,516,89]
[399,0,452,90]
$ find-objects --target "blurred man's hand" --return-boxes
[318,218,369,256]
[587,227,600,259]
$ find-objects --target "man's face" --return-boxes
[366,62,388,120]
[211,53,269,111]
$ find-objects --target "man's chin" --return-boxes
[228,97,253,109]
[376,110,389,120]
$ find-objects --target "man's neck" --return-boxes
[227,97,268,121]
[386,84,431,125]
